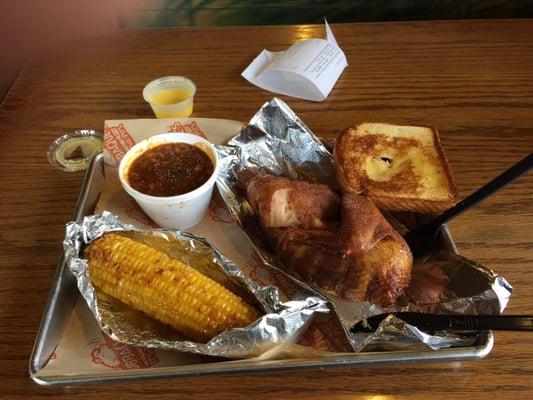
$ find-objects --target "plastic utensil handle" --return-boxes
[447,315,533,331]
[351,313,533,332]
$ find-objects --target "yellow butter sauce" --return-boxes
[150,87,193,118]
[151,88,191,105]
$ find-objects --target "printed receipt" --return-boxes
[242,21,348,102]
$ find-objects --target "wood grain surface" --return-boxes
[0,19,532,399]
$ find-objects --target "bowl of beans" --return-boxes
[118,133,219,229]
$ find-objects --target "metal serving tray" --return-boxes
[29,152,493,386]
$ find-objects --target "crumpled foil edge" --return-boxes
[65,211,330,358]
[214,97,514,352]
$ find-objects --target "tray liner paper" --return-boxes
[38,104,512,378]
[37,117,351,378]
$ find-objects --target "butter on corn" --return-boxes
[86,233,260,343]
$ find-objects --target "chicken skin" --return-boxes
[238,169,340,230]
[239,170,413,307]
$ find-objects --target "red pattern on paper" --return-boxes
[91,334,159,370]
[249,251,304,297]
[313,318,354,352]
[124,199,158,228]
[297,322,330,351]
[249,252,352,353]
[104,123,136,167]
[243,259,269,286]
[167,121,207,138]
[208,191,233,224]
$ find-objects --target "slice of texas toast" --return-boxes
[334,123,458,214]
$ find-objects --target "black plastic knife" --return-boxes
[350,312,533,333]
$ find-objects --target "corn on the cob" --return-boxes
[86,233,260,343]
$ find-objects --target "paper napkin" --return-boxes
[242,21,348,102]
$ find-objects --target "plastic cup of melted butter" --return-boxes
[118,133,218,229]
[143,76,196,119]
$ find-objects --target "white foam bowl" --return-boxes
[118,133,219,229]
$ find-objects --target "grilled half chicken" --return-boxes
[239,170,412,307]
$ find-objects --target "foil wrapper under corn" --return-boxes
[65,212,329,358]
[215,97,513,351]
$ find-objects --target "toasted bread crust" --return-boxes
[334,123,458,214]
[334,132,359,193]
[429,124,459,207]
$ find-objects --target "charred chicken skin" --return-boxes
[238,169,413,307]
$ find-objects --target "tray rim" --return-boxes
[30,152,105,378]
[29,152,493,387]
[32,330,493,387]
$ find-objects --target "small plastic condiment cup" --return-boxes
[118,133,219,229]
[143,76,196,118]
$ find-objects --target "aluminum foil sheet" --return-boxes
[215,97,513,352]
[65,212,330,358]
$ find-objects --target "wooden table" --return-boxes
[1,19,532,399]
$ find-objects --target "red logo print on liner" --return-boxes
[167,121,207,139]
[208,191,234,224]
[104,123,136,168]
[124,199,158,228]
[91,334,158,370]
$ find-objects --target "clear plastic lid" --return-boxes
[47,130,103,172]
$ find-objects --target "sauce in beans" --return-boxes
[127,143,214,196]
